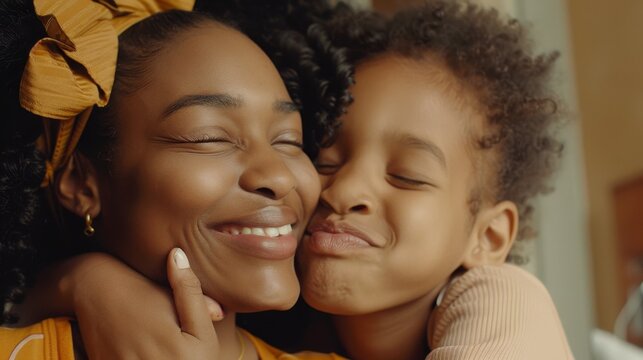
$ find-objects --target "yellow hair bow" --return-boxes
[19,0,194,187]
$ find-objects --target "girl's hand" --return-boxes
[66,250,221,359]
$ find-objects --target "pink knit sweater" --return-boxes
[427,264,575,359]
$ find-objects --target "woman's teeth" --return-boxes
[225,224,293,237]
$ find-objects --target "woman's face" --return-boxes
[97,24,320,312]
[298,55,482,315]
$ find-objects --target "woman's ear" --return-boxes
[462,200,518,269]
[55,153,102,218]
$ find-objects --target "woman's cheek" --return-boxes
[291,156,321,221]
[145,154,238,211]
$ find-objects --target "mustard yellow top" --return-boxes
[242,329,347,360]
[0,318,73,360]
[0,319,346,360]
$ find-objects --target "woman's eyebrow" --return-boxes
[161,93,243,119]
[273,100,300,114]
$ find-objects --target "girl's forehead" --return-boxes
[350,54,486,137]
[333,55,485,169]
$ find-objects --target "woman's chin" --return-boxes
[211,273,301,313]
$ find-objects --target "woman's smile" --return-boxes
[207,205,300,260]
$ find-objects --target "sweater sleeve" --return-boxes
[426,264,574,360]
[0,318,74,360]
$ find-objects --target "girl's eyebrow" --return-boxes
[397,133,447,170]
[161,93,243,119]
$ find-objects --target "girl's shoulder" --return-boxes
[428,264,575,359]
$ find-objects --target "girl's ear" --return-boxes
[462,200,518,269]
[55,153,102,219]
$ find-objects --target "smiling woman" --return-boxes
[85,20,318,312]
[0,0,349,359]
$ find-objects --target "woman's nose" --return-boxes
[238,147,297,200]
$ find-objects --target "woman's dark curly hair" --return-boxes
[327,1,562,261]
[195,0,354,156]
[0,0,353,324]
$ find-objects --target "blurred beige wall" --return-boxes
[567,0,643,331]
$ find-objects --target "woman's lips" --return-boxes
[208,205,299,260]
[214,231,298,260]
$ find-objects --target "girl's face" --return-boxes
[298,55,482,314]
[98,24,319,312]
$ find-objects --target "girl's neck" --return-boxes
[332,289,441,360]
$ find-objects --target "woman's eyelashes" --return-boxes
[152,132,233,144]
[154,132,303,151]
[175,134,233,144]
[270,129,304,154]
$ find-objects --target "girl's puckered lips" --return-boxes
[306,220,384,249]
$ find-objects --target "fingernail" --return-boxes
[209,305,223,320]
[204,297,224,320]
[173,248,190,269]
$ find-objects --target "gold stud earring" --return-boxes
[84,213,95,237]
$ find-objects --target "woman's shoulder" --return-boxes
[0,317,74,360]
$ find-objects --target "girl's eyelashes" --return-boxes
[387,174,435,189]
[314,162,339,175]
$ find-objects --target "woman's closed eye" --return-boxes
[273,139,303,148]
[272,139,304,154]
[152,134,239,155]
[174,134,233,144]
[270,129,304,155]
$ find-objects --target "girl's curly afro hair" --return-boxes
[327,1,563,258]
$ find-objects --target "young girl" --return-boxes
[295,1,575,359]
[0,0,349,359]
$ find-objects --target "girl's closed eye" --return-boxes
[315,163,340,175]
[386,170,437,190]
[314,147,343,175]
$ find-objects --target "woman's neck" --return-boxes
[332,289,441,360]
[215,313,256,360]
